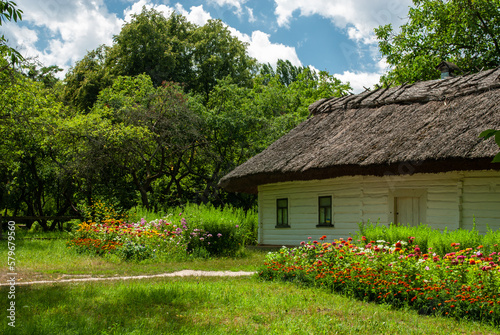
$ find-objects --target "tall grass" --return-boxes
[353,220,500,255]
[128,202,258,249]
[128,203,258,243]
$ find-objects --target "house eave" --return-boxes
[220,157,500,194]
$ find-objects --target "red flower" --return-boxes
[319,235,327,241]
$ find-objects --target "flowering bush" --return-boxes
[67,216,188,261]
[186,222,245,257]
[259,235,500,325]
[67,212,248,260]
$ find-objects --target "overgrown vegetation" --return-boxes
[67,202,258,260]
[259,224,500,327]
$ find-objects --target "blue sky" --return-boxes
[3,0,413,92]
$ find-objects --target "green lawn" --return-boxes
[2,277,500,335]
[1,238,499,334]
[0,238,266,283]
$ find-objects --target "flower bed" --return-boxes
[259,235,500,325]
[67,214,246,260]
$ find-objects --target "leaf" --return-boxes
[479,129,497,139]
[492,152,500,163]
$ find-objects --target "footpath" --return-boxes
[0,270,257,286]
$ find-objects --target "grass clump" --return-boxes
[353,220,500,255]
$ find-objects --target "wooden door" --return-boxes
[395,197,420,226]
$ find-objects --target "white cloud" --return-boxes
[8,0,123,75]
[247,7,256,23]
[209,0,247,15]
[334,71,380,94]
[228,28,301,67]
[274,0,412,44]
[334,58,389,93]
[175,4,212,26]
[124,0,174,21]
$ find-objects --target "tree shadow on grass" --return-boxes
[0,279,224,335]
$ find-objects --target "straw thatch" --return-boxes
[219,68,500,194]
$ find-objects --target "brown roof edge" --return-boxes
[220,158,500,194]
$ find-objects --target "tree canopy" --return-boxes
[1,5,352,228]
[0,0,23,65]
[375,0,500,86]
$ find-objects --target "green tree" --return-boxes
[375,0,500,86]
[192,19,256,101]
[26,63,62,88]
[63,45,113,112]
[0,0,23,65]
[197,68,350,206]
[109,8,195,88]
[260,59,309,86]
[68,75,202,209]
[0,55,77,230]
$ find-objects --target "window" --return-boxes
[317,196,333,227]
[276,198,289,227]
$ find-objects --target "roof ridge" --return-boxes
[310,67,500,114]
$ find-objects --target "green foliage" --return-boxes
[63,74,202,209]
[109,8,195,88]
[0,0,23,65]
[376,0,500,86]
[191,19,256,100]
[480,129,500,162]
[2,6,353,220]
[0,57,78,231]
[353,221,500,255]
[63,45,113,111]
[173,203,258,257]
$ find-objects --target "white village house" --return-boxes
[219,67,500,246]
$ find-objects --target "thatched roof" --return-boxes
[220,67,500,194]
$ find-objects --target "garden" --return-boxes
[2,206,500,334]
[66,201,258,262]
[258,222,500,327]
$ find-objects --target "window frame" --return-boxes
[317,195,333,227]
[276,198,290,228]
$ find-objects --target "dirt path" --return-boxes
[0,270,257,286]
